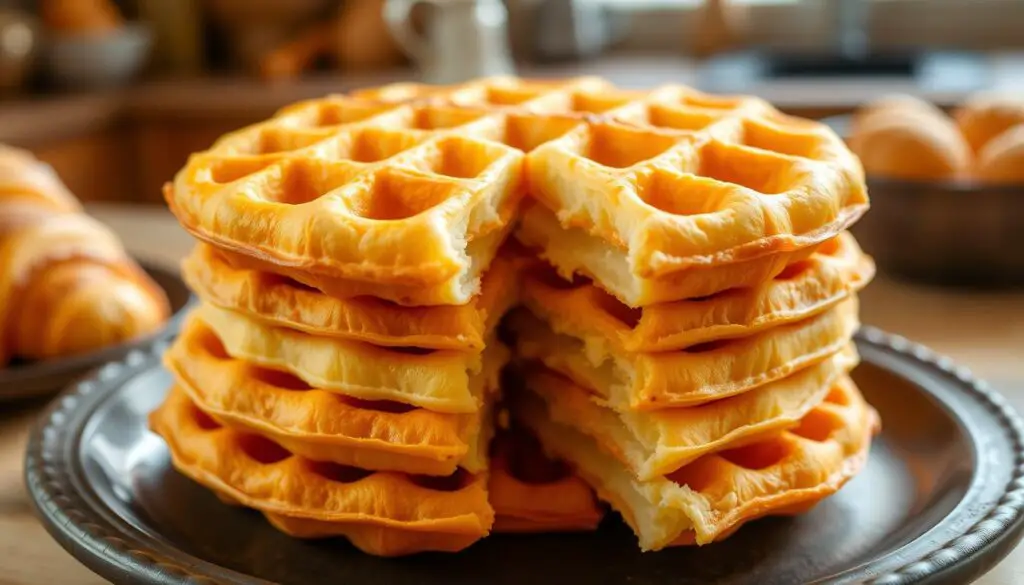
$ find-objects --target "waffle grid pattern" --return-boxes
[167,76,866,306]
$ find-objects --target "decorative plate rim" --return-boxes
[22,326,1024,585]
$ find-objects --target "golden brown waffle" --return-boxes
[517,201,817,308]
[182,243,518,351]
[192,303,509,413]
[165,318,501,476]
[520,231,873,353]
[166,76,864,307]
[149,387,495,556]
[509,298,859,410]
[489,426,604,533]
[515,374,879,551]
[524,356,851,480]
[165,77,607,307]
[517,86,866,306]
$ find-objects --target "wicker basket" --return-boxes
[824,114,1024,289]
[852,177,1024,288]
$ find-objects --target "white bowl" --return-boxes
[46,24,152,89]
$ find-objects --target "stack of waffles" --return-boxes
[506,82,880,550]
[151,75,879,555]
[150,78,604,556]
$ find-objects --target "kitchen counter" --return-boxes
[7,52,1024,145]
[5,52,1024,205]
[1,204,1023,584]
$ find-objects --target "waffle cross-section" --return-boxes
[518,85,869,306]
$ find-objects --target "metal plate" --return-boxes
[0,261,195,402]
[24,328,1024,585]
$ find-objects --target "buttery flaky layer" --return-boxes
[182,242,518,351]
[167,75,867,307]
[520,231,873,352]
[516,201,828,308]
[509,297,860,410]
[524,351,854,480]
[193,303,509,413]
[165,317,507,476]
[149,387,495,556]
[166,107,525,306]
[489,426,604,533]
[515,375,879,551]
[523,88,867,303]
[209,220,514,307]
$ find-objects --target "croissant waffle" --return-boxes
[515,373,879,551]
[525,351,854,480]
[0,146,169,365]
[509,297,860,410]
[520,231,873,353]
[489,425,604,533]
[167,76,865,307]
[155,76,877,556]
[164,316,512,475]
[193,302,509,413]
[182,243,518,351]
[164,77,609,307]
[150,387,494,556]
[515,90,865,306]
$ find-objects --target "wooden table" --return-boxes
[2,204,1024,584]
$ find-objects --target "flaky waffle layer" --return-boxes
[167,76,865,306]
[208,221,512,306]
[509,298,860,410]
[521,231,873,352]
[522,82,867,277]
[518,202,825,307]
[149,388,495,556]
[194,303,509,413]
[524,353,851,480]
[165,318,505,475]
[489,426,604,533]
[515,375,878,551]
[166,77,614,306]
[182,242,517,351]
[166,105,527,305]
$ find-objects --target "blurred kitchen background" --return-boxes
[0,0,1021,204]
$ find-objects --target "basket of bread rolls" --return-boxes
[0,145,193,400]
[841,92,1024,287]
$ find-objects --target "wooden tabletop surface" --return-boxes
[2,204,1023,584]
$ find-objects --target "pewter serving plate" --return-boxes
[24,328,1024,585]
[0,261,195,401]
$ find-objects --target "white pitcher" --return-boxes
[384,0,515,84]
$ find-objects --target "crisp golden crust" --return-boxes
[522,86,867,292]
[203,216,515,307]
[164,318,506,475]
[520,231,873,352]
[509,298,860,410]
[193,303,509,413]
[149,388,494,556]
[524,354,851,480]
[515,375,878,550]
[515,201,844,307]
[182,242,518,351]
[167,77,865,306]
[489,427,604,533]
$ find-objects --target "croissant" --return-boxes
[0,146,170,366]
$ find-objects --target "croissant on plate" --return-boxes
[0,145,170,366]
